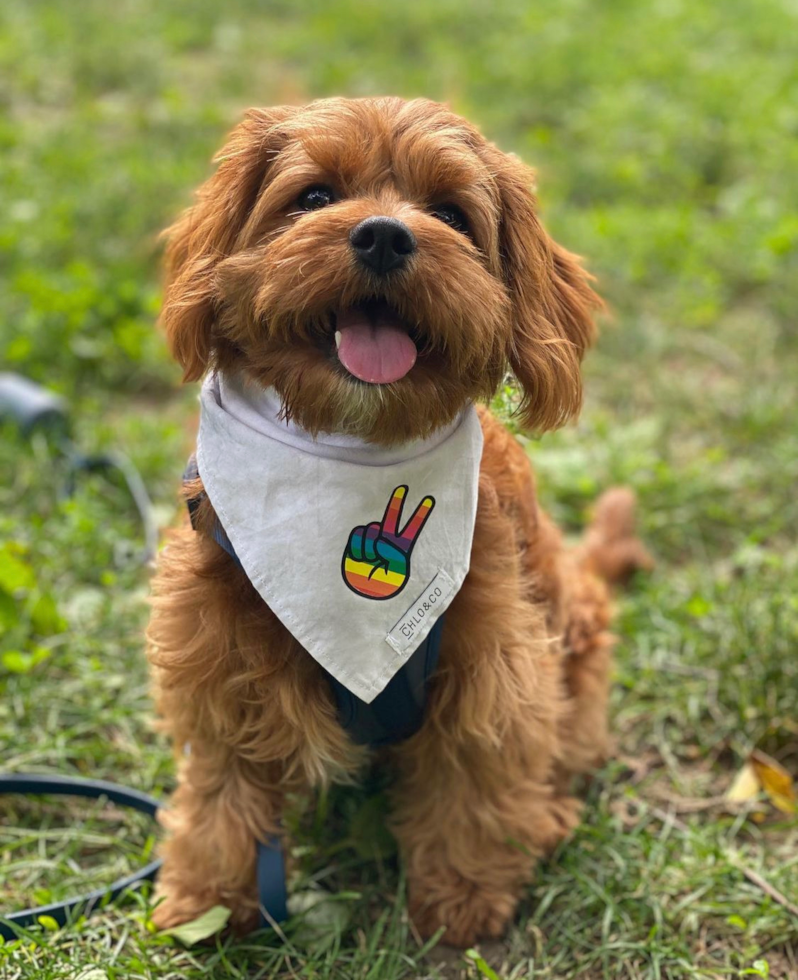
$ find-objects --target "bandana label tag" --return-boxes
[385,568,456,656]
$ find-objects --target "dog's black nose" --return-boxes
[349,216,416,275]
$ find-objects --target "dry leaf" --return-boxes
[726,762,760,804]
[162,905,231,945]
[750,749,796,815]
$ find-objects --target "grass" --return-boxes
[1,0,797,976]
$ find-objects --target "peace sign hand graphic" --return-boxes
[342,485,435,600]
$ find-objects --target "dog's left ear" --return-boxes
[490,149,603,431]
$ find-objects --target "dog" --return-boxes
[146,96,650,947]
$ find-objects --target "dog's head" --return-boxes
[162,97,600,444]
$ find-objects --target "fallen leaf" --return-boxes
[161,905,231,945]
[726,752,796,815]
[750,749,796,815]
[287,889,351,945]
[726,762,760,804]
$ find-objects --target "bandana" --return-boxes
[196,372,483,703]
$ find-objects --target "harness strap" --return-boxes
[327,615,444,747]
[184,455,242,568]
[255,835,288,925]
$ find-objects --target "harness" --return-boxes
[183,456,444,925]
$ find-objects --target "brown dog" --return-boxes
[146,96,650,947]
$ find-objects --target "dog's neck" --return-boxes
[214,371,467,466]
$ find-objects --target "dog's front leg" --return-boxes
[151,744,284,933]
[147,531,365,932]
[388,640,581,948]
[388,486,582,947]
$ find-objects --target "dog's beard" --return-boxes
[211,326,497,447]
[272,354,483,445]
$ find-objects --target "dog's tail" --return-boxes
[576,487,653,586]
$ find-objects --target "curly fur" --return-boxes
[147,95,650,946]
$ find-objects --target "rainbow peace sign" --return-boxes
[342,485,436,600]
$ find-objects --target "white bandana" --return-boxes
[196,372,483,703]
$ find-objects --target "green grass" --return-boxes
[1,0,797,977]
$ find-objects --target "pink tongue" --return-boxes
[335,308,417,384]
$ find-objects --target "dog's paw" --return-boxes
[150,884,219,931]
[154,879,263,935]
[151,887,259,936]
[409,873,517,948]
[150,882,255,931]
[151,899,200,932]
[529,795,583,854]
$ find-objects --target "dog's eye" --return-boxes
[430,203,470,236]
[297,185,336,211]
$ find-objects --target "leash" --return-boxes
[0,774,162,940]
[0,774,288,938]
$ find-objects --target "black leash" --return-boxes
[0,774,162,940]
[0,774,290,937]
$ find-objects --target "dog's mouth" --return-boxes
[332,300,417,384]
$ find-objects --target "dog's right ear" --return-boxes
[160,106,296,382]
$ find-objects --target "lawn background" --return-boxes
[1,1,796,977]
